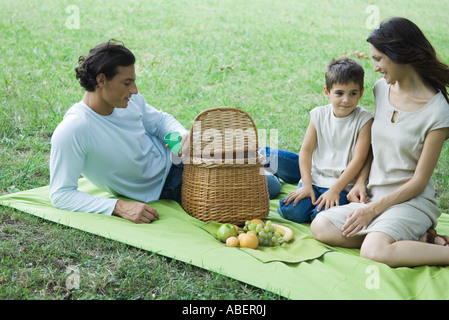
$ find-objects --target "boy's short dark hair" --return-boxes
[325,57,364,91]
[75,39,136,92]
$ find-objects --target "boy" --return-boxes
[278,57,373,223]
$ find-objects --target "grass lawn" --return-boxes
[1,0,448,300]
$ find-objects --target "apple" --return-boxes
[217,223,238,242]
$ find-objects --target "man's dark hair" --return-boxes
[75,39,136,91]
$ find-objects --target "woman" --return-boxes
[310,17,449,267]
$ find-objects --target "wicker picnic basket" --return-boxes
[181,107,269,225]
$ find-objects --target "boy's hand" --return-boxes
[346,184,370,203]
[313,189,341,212]
[283,185,316,206]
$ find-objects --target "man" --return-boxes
[50,40,189,223]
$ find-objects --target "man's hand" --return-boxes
[179,131,190,156]
[112,200,159,223]
[164,132,190,157]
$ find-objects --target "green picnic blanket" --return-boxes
[1,178,449,299]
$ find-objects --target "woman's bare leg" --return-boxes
[311,216,364,248]
[360,232,449,268]
[312,216,449,267]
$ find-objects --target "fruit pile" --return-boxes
[216,219,294,249]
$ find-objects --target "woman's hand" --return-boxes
[341,205,376,237]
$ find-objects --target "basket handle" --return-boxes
[188,107,259,161]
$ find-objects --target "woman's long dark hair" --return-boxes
[367,17,449,103]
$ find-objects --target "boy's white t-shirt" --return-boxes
[309,104,373,191]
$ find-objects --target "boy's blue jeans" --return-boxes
[278,182,349,223]
[259,147,349,223]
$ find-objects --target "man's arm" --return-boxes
[137,94,189,141]
[50,118,160,223]
[49,116,119,214]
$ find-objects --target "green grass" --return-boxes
[1,0,448,300]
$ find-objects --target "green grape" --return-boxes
[239,219,285,247]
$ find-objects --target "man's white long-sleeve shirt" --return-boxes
[49,93,188,215]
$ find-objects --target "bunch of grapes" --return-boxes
[242,220,284,247]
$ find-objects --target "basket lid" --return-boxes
[187,108,261,165]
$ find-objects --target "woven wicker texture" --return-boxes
[181,108,269,224]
